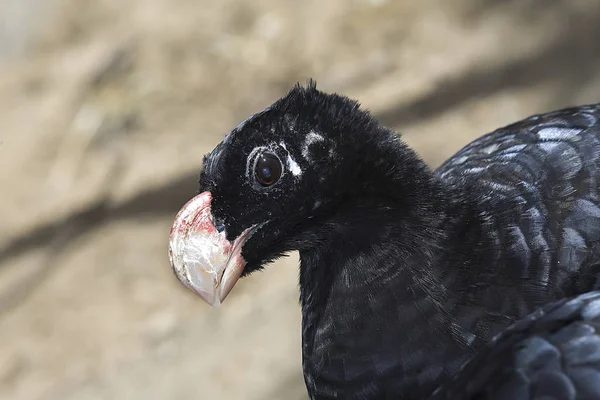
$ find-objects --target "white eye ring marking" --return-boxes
[280,142,303,176]
[302,131,325,161]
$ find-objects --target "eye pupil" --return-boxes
[255,152,282,186]
[261,167,272,179]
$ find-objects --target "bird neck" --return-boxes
[296,157,471,398]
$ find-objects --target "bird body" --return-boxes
[168,83,600,399]
[431,290,600,400]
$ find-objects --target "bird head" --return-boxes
[168,81,425,306]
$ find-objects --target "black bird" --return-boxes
[430,290,600,400]
[168,81,600,399]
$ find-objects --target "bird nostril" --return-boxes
[211,214,226,233]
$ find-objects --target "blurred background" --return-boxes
[2,0,600,399]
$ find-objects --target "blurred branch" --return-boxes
[375,8,600,128]
[0,43,144,316]
[0,152,127,316]
[0,170,198,267]
[46,41,138,199]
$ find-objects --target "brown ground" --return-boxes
[2,1,600,399]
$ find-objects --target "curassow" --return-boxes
[169,82,600,399]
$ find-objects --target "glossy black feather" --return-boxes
[430,290,600,400]
[433,105,600,351]
[195,83,600,399]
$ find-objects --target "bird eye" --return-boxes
[255,152,282,187]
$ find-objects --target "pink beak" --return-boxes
[168,191,254,307]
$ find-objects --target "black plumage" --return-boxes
[169,81,600,399]
[430,290,600,400]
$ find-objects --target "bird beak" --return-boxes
[168,191,254,307]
